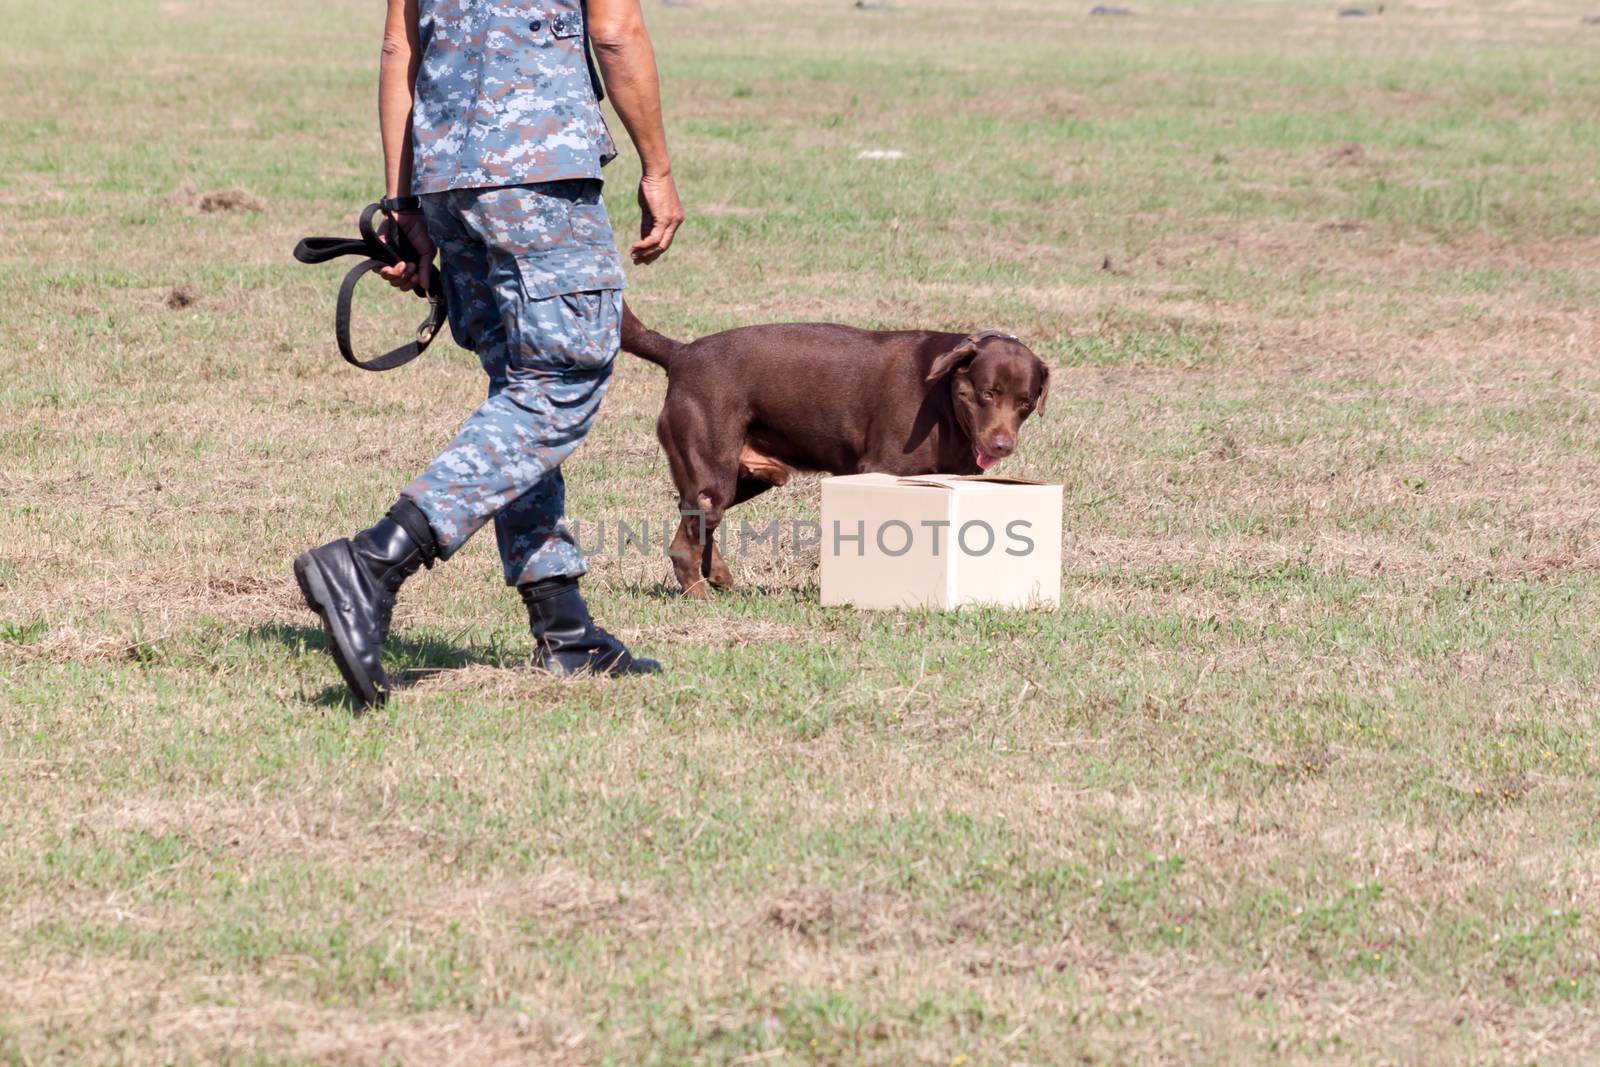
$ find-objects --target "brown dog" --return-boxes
[621,303,1052,597]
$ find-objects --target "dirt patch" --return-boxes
[164,285,200,310]
[197,189,264,214]
[765,889,837,937]
[760,888,926,949]
[1321,142,1371,167]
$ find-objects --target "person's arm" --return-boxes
[376,0,435,292]
[587,0,684,265]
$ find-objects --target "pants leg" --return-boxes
[400,185,624,586]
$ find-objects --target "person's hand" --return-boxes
[377,210,436,293]
[632,172,684,265]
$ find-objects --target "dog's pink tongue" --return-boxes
[975,445,999,471]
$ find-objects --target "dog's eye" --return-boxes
[981,390,995,402]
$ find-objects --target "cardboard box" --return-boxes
[819,474,1063,611]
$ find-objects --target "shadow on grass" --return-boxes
[638,580,692,602]
[634,580,819,603]
[250,623,518,710]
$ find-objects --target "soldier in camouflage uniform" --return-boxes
[294,0,684,708]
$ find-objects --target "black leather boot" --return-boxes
[294,500,437,707]
[521,577,661,677]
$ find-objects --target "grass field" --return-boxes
[5,0,1600,1062]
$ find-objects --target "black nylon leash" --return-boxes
[293,203,447,372]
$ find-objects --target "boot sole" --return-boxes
[294,551,384,709]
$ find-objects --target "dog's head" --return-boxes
[927,331,1051,470]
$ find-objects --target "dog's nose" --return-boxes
[989,434,1015,457]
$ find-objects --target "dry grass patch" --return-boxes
[634,616,814,647]
[0,960,587,1067]
[84,797,434,861]
[405,868,667,936]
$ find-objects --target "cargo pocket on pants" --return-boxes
[506,279,622,375]
[550,289,623,372]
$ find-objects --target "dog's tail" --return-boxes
[620,301,682,370]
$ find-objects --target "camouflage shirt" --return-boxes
[411,0,618,195]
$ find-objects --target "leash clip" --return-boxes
[417,293,445,347]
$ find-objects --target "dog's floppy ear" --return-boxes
[926,331,1010,382]
[926,338,979,382]
[1035,361,1051,415]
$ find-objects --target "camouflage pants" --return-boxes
[401,182,625,587]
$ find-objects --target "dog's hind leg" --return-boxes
[692,481,735,594]
[668,516,710,599]
[703,503,741,591]
[659,408,741,599]
[672,484,733,599]
[702,446,801,590]
[702,522,735,591]
[707,446,797,589]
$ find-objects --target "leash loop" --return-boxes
[293,203,449,372]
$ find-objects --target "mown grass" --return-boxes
[5,0,1600,1063]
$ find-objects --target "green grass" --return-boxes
[5,0,1600,1062]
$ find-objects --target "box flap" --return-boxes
[895,474,1052,490]
[821,473,903,487]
